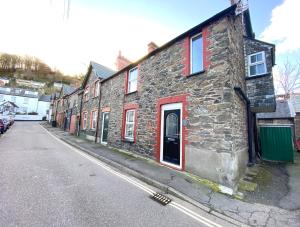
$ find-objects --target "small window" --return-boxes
[84,87,89,101]
[91,111,98,129]
[83,112,87,129]
[248,52,267,77]
[128,68,138,93]
[94,81,100,97]
[125,110,135,140]
[190,33,203,74]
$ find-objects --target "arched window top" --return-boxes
[166,113,178,137]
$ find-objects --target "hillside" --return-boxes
[0,53,83,94]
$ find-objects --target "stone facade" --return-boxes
[51,6,275,189]
[96,10,253,188]
[244,38,276,112]
[80,70,101,141]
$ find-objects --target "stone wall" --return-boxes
[244,38,276,112]
[80,71,100,140]
[97,13,249,188]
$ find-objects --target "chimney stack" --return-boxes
[115,51,132,71]
[148,42,158,54]
[230,0,238,5]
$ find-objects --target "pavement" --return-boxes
[42,123,300,227]
[0,122,236,227]
[279,153,300,210]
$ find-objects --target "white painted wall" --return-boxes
[0,94,38,113]
[37,101,50,117]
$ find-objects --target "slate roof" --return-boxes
[0,87,38,98]
[0,101,18,108]
[257,100,295,119]
[38,94,51,102]
[90,61,115,79]
[61,85,77,96]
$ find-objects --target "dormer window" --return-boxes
[127,67,138,93]
[248,51,267,77]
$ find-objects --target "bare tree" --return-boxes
[278,59,300,100]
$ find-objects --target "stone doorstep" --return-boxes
[42,124,247,227]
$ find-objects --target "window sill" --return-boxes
[186,70,205,78]
[122,138,135,143]
[125,91,137,96]
[246,73,270,80]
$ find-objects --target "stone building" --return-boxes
[78,61,115,141]
[86,4,276,190]
[53,85,77,128]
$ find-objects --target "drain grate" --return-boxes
[151,193,172,206]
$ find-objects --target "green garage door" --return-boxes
[260,126,294,162]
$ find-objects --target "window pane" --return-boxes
[256,63,266,74]
[128,80,137,93]
[166,113,178,137]
[129,68,138,81]
[250,55,256,63]
[250,65,256,76]
[256,53,263,62]
[191,35,203,73]
[125,123,133,138]
[126,110,134,122]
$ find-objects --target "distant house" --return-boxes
[0,77,10,86]
[0,87,39,114]
[53,85,77,128]
[16,79,46,89]
[0,87,50,120]
[0,101,18,115]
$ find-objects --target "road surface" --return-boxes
[0,122,236,227]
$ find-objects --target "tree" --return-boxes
[277,59,300,100]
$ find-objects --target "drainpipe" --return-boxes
[78,91,84,137]
[234,86,255,166]
[95,81,101,143]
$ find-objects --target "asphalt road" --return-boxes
[0,122,235,227]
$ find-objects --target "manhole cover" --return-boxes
[151,193,171,206]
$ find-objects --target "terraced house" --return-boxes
[79,61,115,141]
[53,3,276,190]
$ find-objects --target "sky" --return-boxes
[0,0,299,77]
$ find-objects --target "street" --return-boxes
[0,122,235,227]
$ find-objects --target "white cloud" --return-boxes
[0,0,177,75]
[260,0,300,54]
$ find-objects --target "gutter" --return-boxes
[234,86,254,166]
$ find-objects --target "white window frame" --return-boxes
[190,33,203,74]
[124,109,135,141]
[127,67,138,93]
[248,51,267,77]
[91,110,98,130]
[83,112,87,129]
[94,81,100,97]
